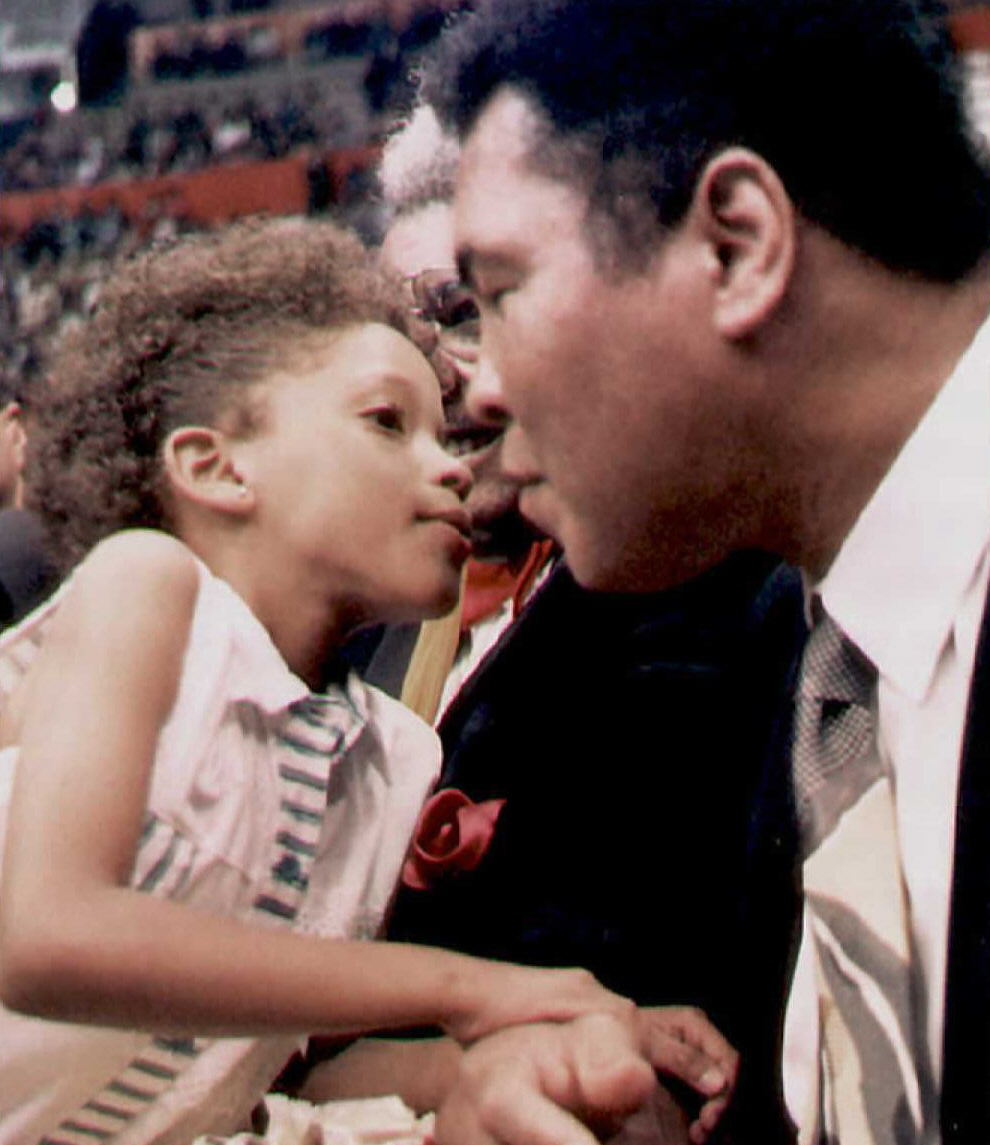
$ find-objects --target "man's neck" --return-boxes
[764,241,990,577]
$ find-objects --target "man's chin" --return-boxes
[517,490,631,590]
[565,533,719,595]
[563,548,655,593]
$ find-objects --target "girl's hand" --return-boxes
[443,961,635,1045]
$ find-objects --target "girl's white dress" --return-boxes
[0,556,441,1145]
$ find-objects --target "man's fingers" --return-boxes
[637,1008,738,1096]
[433,1016,660,1145]
[639,1030,727,1097]
[643,1007,738,1070]
[688,1094,731,1145]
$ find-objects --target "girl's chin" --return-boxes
[424,584,462,620]
[397,580,463,624]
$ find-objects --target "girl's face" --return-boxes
[240,322,472,624]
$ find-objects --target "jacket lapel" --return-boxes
[941,584,990,1143]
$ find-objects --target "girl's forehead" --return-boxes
[269,322,443,404]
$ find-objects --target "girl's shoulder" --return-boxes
[0,530,204,657]
[0,532,204,752]
[71,529,201,599]
[0,531,203,705]
[55,530,204,648]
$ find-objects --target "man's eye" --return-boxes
[368,406,405,433]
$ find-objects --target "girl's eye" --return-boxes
[368,406,405,434]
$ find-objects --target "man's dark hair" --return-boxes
[428,0,990,281]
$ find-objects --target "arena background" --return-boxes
[1,0,989,396]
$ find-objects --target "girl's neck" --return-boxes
[186,533,356,691]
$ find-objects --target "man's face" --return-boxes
[455,90,759,592]
[381,198,540,561]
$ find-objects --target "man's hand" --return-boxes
[604,1084,693,1145]
[434,1008,736,1145]
[637,1008,738,1143]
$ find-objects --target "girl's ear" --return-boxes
[162,426,256,515]
[692,147,796,339]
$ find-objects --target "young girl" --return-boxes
[0,219,630,1145]
[0,219,733,1145]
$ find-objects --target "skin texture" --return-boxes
[454,92,777,594]
[207,323,474,678]
[435,1012,737,1145]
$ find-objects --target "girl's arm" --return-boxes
[0,531,629,1045]
[295,1009,738,1129]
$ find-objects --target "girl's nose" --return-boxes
[435,446,473,502]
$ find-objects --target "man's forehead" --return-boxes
[461,88,542,166]
[454,89,587,269]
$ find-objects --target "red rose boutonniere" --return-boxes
[401,788,506,891]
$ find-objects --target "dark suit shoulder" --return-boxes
[389,551,805,1022]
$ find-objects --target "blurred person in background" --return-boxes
[362,103,552,716]
[0,370,55,627]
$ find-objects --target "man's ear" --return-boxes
[162,426,255,515]
[693,147,796,339]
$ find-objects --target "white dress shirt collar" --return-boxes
[818,313,990,701]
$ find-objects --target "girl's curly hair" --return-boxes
[27,217,410,577]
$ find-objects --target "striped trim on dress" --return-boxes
[39,690,365,1145]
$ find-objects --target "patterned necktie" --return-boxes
[792,607,936,1145]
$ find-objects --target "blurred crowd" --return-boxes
[1,83,367,192]
[2,1,453,194]
[0,0,458,397]
[146,6,447,83]
[1,199,196,393]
